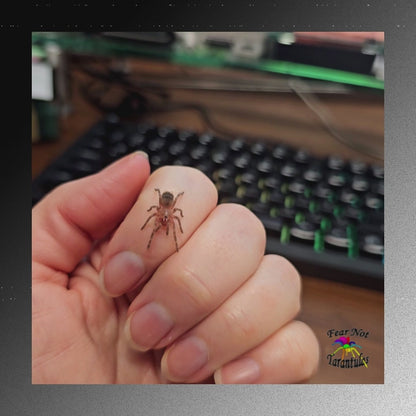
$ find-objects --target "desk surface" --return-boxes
[32,57,384,384]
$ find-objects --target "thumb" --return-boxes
[32,151,150,282]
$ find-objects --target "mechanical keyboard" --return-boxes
[32,115,384,290]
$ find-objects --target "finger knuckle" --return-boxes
[222,306,258,342]
[217,203,266,246]
[265,254,302,299]
[172,265,214,313]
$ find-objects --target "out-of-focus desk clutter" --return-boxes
[32,32,384,383]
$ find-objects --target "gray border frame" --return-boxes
[4,1,416,414]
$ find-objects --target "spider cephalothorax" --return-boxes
[140,188,184,252]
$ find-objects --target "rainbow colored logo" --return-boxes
[329,336,368,368]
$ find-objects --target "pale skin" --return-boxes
[32,152,319,384]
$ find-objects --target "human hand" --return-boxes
[32,152,319,384]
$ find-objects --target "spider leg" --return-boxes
[352,349,368,368]
[140,213,157,230]
[147,224,161,249]
[173,215,184,233]
[147,205,159,212]
[173,208,183,217]
[154,188,162,205]
[172,220,179,252]
[330,346,342,356]
[358,352,368,368]
[172,191,184,208]
[166,222,169,236]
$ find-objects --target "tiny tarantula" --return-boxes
[140,188,184,252]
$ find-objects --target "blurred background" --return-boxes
[32,31,384,159]
[32,31,384,383]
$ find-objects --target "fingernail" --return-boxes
[100,251,145,297]
[126,302,174,351]
[164,336,209,381]
[133,150,148,160]
[214,357,260,384]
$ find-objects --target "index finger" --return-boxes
[99,166,218,297]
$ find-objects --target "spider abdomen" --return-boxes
[140,188,185,252]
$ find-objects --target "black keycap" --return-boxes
[250,142,267,157]
[332,217,353,229]
[295,195,311,210]
[195,160,214,176]
[108,129,125,144]
[244,184,261,201]
[280,207,296,220]
[214,166,236,181]
[70,160,97,177]
[344,206,365,221]
[325,227,349,248]
[371,165,384,179]
[350,160,368,175]
[136,123,157,138]
[290,221,317,240]
[105,113,120,127]
[148,137,166,153]
[150,153,169,168]
[157,126,177,140]
[293,149,311,164]
[251,201,270,216]
[217,179,236,198]
[327,156,345,170]
[108,141,129,159]
[256,157,275,174]
[303,164,323,182]
[87,136,106,151]
[260,215,284,234]
[340,189,360,205]
[365,193,383,210]
[272,144,291,160]
[233,152,252,169]
[173,155,192,166]
[269,189,285,205]
[262,176,281,190]
[168,141,186,157]
[198,133,216,146]
[211,144,230,165]
[190,144,209,161]
[372,180,384,196]
[178,130,197,143]
[42,170,74,191]
[306,212,324,225]
[320,200,335,214]
[361,234,383,255]
[358,222,383,236]
[289,179,307,194]
[327,172,348,187]
[78,147,102,163]
[351,175,370,192]
[229,138,246,153]
[89,123,106,138]
[365,211,384,227]
[239,170,258,186]
[280,162,299,178]
[127,133,146,149]
[314,183,332,199]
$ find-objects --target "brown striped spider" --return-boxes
[140,189,184,252]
